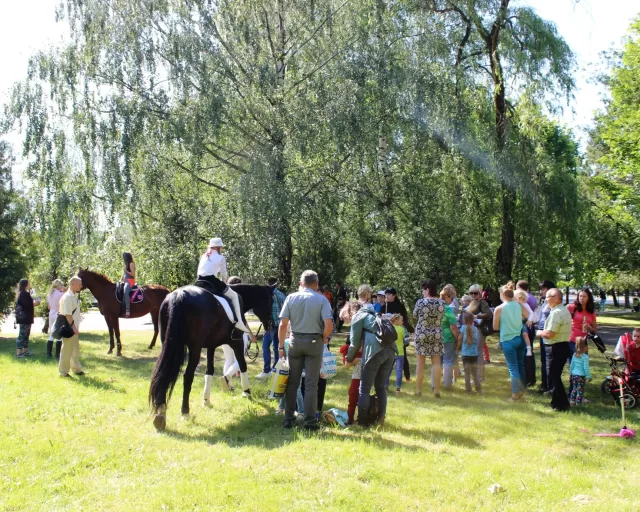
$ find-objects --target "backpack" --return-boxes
[365,311,397,347]
[14,302,28,324]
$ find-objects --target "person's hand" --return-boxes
[535,330,542,337]
[278,347,285,358]
[324,337,330,345]
[73,326,79,335]
[526,321,533,327]
[249,333,257,343]
[526,346,532,356]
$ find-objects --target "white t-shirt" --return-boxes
[47,289,64,316]
[197,251,228,282]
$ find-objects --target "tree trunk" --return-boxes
[610,288,619,308]
[565,286,570,305]
[624,289,630,309]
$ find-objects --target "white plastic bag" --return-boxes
[320,345,337,379]
[268,357,289,399]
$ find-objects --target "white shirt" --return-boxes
[47,289,64,316]
[197,251,228,282]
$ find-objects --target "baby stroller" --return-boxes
[587,333,640,409]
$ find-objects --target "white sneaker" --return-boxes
[255,371,271,380]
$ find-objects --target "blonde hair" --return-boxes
[460,294,472,305]
[357,284,373,300]
[440,287,454,300]
[575,336,588,357]
[390,313,403,326]
[504,281,515,291]
[49,279,64,296]
[444,284,456,297]
[513,289,528,303]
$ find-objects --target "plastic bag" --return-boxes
[320,345,337,379]
[268,358,289,399]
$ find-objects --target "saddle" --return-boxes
[194,279,237,322]
[115,282,144,304]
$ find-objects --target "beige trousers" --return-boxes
[58,334,83,375]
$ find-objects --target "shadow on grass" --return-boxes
[73,374,127,393]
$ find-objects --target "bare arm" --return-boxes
[278,318,289,352]
[493,306,502,332]
[323,318,334,343]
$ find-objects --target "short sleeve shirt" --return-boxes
[442,305,457,344]
[566,304,597,342]
[279,288,333,335]
[543,304,572,344]
[59,291,81,327]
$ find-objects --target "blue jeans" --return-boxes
[387,356,404,390]
[123,281,131,313]
[262,329,279,373]
[358,348,395,425]
[502,335,526,394]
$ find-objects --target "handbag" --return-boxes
[54,307,77,339]
[14,303,28,324]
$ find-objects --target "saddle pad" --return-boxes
[212,294,234,323]
[115,284,144,304]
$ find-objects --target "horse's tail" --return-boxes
[149,291,187,409]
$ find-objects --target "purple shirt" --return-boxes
[526,292,538,311]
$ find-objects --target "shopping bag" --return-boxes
[268,358,289,399]
[320,345,337,379]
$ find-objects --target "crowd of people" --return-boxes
[10,235,640,431]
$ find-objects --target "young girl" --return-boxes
[569,337,591,406]
[457,312,482,395]
[514,289,535,327]
[46,279,65,359]
[122,252,136,317]
[388,314,406,393]
[339,300,363,424]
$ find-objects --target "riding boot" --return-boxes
[46,340,53,359]
[203,374,213,404]
[223,288,251,333]
[55,340,62,360]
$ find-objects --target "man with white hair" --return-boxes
[278,270,333,430]
[196,237,250,333]
[536,288,572,411]
[55,276,84,377]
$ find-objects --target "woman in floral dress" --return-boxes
[413,279,446,397]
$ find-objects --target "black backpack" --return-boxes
[365,311,398,347]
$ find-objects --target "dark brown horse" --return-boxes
[149,283,273,431]
[77,269,170,356]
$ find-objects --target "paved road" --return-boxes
[1,311,153,336]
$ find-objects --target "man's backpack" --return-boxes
[365,311,398,347]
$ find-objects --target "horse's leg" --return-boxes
[148,308,159,350]
[203,347,215,406]
[182,347,200,416]
[113,317,123,357]
[105,317,115,355]
[232,340,251,398]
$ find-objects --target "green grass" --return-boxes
[1,329,639,511]
[597,312,640,328]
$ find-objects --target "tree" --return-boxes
[0,142,28,317]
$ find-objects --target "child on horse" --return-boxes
[196,237,251,333]
[122,252,136,317]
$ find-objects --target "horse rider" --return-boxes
[197,237,251,334]
[122,252,136,317]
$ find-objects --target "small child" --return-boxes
[340,341,362,425]
[457,312,482,395]
[514,289,535,327]
[569,336,592,406]
[387,314,406,393]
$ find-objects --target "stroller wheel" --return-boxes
[601,378,616,395]
[615,392,637,409]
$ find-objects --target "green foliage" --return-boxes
[0,142,28,317]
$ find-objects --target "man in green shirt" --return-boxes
[536,288,571,411]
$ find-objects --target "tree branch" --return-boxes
[166,156,230,192]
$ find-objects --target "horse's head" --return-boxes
[231,284,274,331]
[76,268,113,294]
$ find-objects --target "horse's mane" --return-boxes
[79,268,113,285]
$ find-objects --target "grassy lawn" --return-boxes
[597,312,640,328]
[1,329,639,511]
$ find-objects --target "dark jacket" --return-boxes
[384,299,414,334]
[16,291,35,325]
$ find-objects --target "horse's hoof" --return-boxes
[107,349,113,355]
[153,414,166,431]
[147,346,153,351]
[242,390,252,399]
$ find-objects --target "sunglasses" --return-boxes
[469,291,480,295]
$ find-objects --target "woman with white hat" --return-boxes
[196,237,251,333]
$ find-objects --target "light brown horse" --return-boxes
[77,269,170,356]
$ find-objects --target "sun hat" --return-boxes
[208,237,224,247]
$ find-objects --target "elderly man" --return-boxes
[537,280,555,392]
[278,270,333,430]
[55,276,84,378]
[536,288,572,411]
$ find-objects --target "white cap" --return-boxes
[377,290,386,296]
[208,237,224,247]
